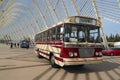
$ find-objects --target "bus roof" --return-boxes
[36,16,101,35]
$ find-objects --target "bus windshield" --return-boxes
[64,24,100,43]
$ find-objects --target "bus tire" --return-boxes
[50,54,59,68]
[37,51,43,58]
[79,64,85,67]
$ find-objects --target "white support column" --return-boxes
[44,0,55,24]
[71,0,80,16]
[92,0,109,49]
[48,0,60,21]
[61,0,69,17]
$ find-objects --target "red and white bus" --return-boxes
[34,16,103,67]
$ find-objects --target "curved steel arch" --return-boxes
[0,3,41,41]
[2,8,36,35]
[0,2,41,31]
[0,10,32,41]
[3,14,34,41]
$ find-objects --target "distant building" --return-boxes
[114,42,120,48]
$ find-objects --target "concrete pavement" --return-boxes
[0,44,120,80]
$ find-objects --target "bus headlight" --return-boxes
[68,52,78,57]
[95,52,102,56]
[99,52,103,56]
[95,52,99,56]
[74,52,78,56]
[68,52,74,57]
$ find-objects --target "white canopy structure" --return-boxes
[0,0,120,49]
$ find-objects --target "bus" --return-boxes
[20,40,29,48]
[34,16,103,67]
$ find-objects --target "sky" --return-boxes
[102,19,120,36]
[97,0,120,36]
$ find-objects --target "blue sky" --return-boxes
[96,0,120,36]
[102,19,120,36]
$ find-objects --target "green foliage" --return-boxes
[106,34,120,42]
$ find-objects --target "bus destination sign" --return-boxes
[75,17,96,25]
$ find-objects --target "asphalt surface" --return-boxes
[0,44,120,80]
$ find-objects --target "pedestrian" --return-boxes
[17,43,19,48]
[14,43,16,48]
[10,42,13,48]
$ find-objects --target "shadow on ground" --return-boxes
[63,61,120,73]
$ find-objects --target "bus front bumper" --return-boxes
[62,57,103,66]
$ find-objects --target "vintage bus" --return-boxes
[34,16,103,67]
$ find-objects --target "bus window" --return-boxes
[50,28,56,41]
[56,26,63,41]
[79,30,85,42]
[87,28,100,42]
[47,31,50,41]
[69,26,78,42]
[60,27,64,34]
[64,24,100,43]
[64,24,78,42]
[43,31,47,42]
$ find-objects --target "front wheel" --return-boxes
[50,55,59,68]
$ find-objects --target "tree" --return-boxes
[107,34,120,42]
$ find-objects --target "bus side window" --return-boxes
[47,31,50,41]
[51,28,56,41]
[44,31,47,42]
[56,26,63,41]
[39,34,41,42]
[49,30,52,41]
[42,33,44,42]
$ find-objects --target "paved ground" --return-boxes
[0,44,120,80]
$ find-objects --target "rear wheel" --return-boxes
[36,50,43,58]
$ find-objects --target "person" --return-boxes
[14,43,17,48]
[10,42,13,48]
[17,43,19,48]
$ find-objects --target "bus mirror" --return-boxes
[60,27,64,34]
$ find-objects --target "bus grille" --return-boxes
[79,48,94,57]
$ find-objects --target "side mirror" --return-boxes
[60,27,64,34]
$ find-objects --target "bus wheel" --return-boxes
[50,54,58,68]
[37,51,43,58]
[79,64,85,67]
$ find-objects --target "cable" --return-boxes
[54,0,59,10]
